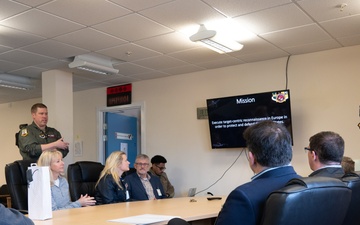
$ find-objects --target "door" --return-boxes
[105,112,138,166]
[97,103,145,165]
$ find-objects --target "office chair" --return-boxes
[5,160,35,213]
[67,161,104,201]
[121,167,136,178]
[167,218,191,225]
[341,173,360,225]
[260,176,352,225]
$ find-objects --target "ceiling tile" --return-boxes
[21,39,89,59]
[134,32,198,54]
[94,14,173,41]
[169,47,231,64]
[0,0,30,20]
[39,0,131,26]
[203,0,291,17]
[114,62,154,76]
[134,55,188,70]
[97,43,161,62]
[234,3,313,34]
[320,15,360,38]
[0,49,54,66]
[297,0,360,22]
[140,0,225,30]
[0,9,84,38]
[54,28,127,51]
[160,64,205,75]
[0,25,45,48]
[109,0,175,11]
[261,24,333,48]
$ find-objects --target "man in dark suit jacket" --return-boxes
[306,131,345,178]
[215,121,300,225]
[124,154,165,201]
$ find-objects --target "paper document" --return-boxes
[108,214,179,224]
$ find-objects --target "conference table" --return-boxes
[32,196,225,225]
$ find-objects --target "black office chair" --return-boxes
[341,173,360,225]
[67,161,104,201]
[121,167,136,178]
[260,177,352,225]
[5,160,35,212]
[167,218,191,225]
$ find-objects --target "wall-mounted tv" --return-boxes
[206,89,292,149]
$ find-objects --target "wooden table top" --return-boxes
[32,196,225,225]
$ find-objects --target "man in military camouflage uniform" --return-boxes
[17,103,69,161]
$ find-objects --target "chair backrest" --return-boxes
[67,161,104,201]
[260,176,352,225]
[121,167,136,178]
[5,160,35,211]
[342,173,360,225]
[167,218,191,225]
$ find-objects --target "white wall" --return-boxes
[1,45,359,197]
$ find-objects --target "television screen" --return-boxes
[206,89,292,148]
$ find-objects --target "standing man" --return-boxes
[215,120,299,225]
[149,155,175,198]
[17,103,69,161]
[124,154,165,201]
[306,131,345,178]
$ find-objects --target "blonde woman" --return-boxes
[95,151,130,204]
[37,150,96,210]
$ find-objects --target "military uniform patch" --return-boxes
[21,129,28,137]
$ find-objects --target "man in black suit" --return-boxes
[306,131,345,178]
[215,120,299,225]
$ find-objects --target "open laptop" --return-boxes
[188,188,197,197]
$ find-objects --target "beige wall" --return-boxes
[1,45,359,197]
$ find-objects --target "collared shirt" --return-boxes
[251,164,292,181]
[314,164,342,172]
[139,173,155,200]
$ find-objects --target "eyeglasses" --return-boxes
[304,147,313,153]
[135,163,149,167]
[155,164,166,171]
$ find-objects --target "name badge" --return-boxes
[157,188,162,196]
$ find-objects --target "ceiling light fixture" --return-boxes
[69,54,119,75]
[190,24,243,54]
[0,74,35,90]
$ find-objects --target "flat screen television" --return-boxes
[206,89,292,149]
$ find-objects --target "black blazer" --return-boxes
[95,174,129,204]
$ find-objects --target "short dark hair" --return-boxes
[31,103,47,113]
[151,155,167,164]
[243,120,292,167]
[309,131,344,164]
[341,156,355,174]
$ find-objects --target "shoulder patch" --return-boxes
[21,129,28,137]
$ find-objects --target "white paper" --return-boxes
[108,214,179,224]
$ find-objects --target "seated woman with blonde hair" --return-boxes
[95,151,130,204]
[37,149,96,210]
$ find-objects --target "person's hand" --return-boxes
[56,138,69,149]
[78,194,96,207]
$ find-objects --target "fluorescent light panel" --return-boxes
[0,74,35,90]
[190,24,243,54]
[69,54,119,75]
